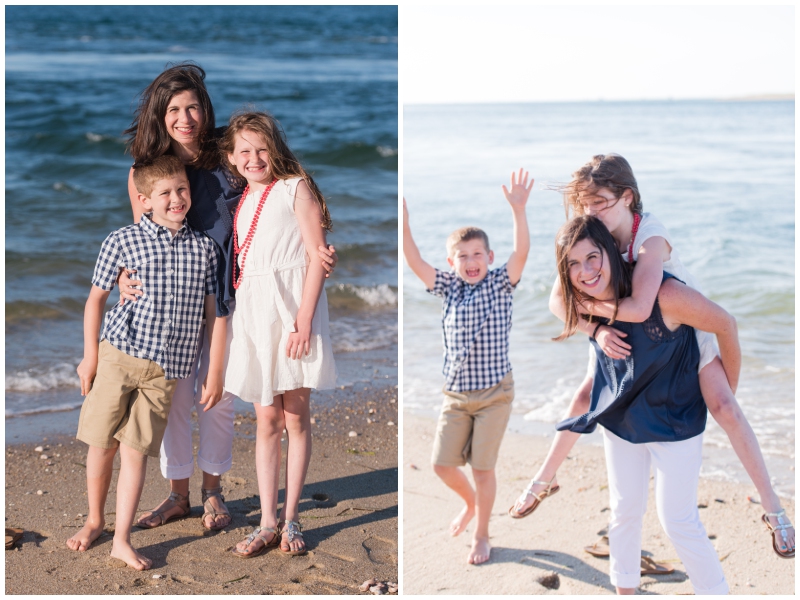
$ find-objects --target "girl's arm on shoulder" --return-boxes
[657,278,740,393]
[549,276,632,358]
[128,167,145,224]
[288,179,328,359]
[581,236,670,323]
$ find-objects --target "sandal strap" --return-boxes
[282,520,303,542]
[523,477,556,500]
[246,526,277,548]
[167,490,189,504]
[201,487,225,504]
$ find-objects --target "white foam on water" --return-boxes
[376,145,397,157]
[347,283,398,306]
[6,363,78,392]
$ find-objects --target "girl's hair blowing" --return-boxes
[562,154,642,219]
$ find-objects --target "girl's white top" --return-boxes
[224,177,337,405]
[620,212,718,371]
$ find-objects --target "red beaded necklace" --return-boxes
[627,212,642,263]
[232,179,278,289]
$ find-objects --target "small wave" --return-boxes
[85,132,104,142]
[328,283,397,309]
[6,363,78,392]
[305,142,398,169]
[6,298,85,324]
[331,316,397,352]
[376,146,397,157]
[6,401,83,418]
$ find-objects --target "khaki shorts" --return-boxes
[77,340,177,457]
[431,371,514,471]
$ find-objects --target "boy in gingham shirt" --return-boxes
[403,169,533,565]
[66,155,227,570]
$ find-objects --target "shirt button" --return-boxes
[164,343,168,348]
[169,294,174,299]
[168,269,174,274]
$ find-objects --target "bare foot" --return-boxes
[467,536,491,565]
[136,493,189,528]
[110,540,152,570]
[66,520,105,552]
[449,505,475,537]
[202,494,231,530]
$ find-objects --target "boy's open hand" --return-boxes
[77,357,97,396]
[502,168,534,208]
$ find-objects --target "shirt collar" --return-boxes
[139,212,189,239]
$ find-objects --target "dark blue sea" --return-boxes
[5,6,398,422]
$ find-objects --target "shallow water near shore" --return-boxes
[5,6,398,422]
[404,100,794,498]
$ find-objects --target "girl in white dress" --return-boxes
[220,111,336,558]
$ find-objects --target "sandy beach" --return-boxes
[403,413,794,595]
[5,385,398,595]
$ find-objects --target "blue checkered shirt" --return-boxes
[91,213,219,380]
[428,263,516,392]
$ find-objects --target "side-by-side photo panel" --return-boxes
[401,5,794,595]
[5,5,397,594]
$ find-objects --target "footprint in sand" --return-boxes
[361,536,397,565]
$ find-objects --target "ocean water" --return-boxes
[5,6,398,419]
[403,100,794,496]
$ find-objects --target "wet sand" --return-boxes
[5,386,398,595]
[403,413,794,595]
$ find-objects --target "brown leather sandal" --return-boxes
[201,487,231,531]
[135,491,191,529]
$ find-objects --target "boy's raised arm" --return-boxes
[403,198,436,290]
[77,285,111,396]
[502,168,533,285]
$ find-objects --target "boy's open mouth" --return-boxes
[466,268,481,278]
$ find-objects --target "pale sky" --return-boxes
[400,4,795,103]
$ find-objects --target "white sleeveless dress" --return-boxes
[224,177,337,405]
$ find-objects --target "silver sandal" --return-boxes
[231,526,278,559]
[763,509,795,558]
[508,476,560,519]
[280,520,307,556]
[135,491,191,529]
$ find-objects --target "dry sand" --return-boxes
[403,413,795,595]
[5,386,398,595]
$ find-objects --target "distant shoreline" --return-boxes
[405,94,794,106]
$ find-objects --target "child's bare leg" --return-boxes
[109,444,152,570]
[277,388,312,553]
[700,357,795,552]
[235,400,282,556]
[616,587,636,595]
[432,464,476,536]
[469,467,495,564]
[512,375,592,514]
[67,445,117,551]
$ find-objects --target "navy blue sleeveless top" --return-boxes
[184,160,244,317]
[557,273,707,444]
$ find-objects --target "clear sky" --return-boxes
[400,4,795,104]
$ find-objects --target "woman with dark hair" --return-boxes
[552,215,734,594]
[120,63,336,532]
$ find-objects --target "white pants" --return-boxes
[603,428,728,595]
[160,322,236,479]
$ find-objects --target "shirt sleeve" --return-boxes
[204,239,220,296]
[493,263,515,294]
[630,213,672,261]
[428,268,455,298]
[91,232,123,291]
